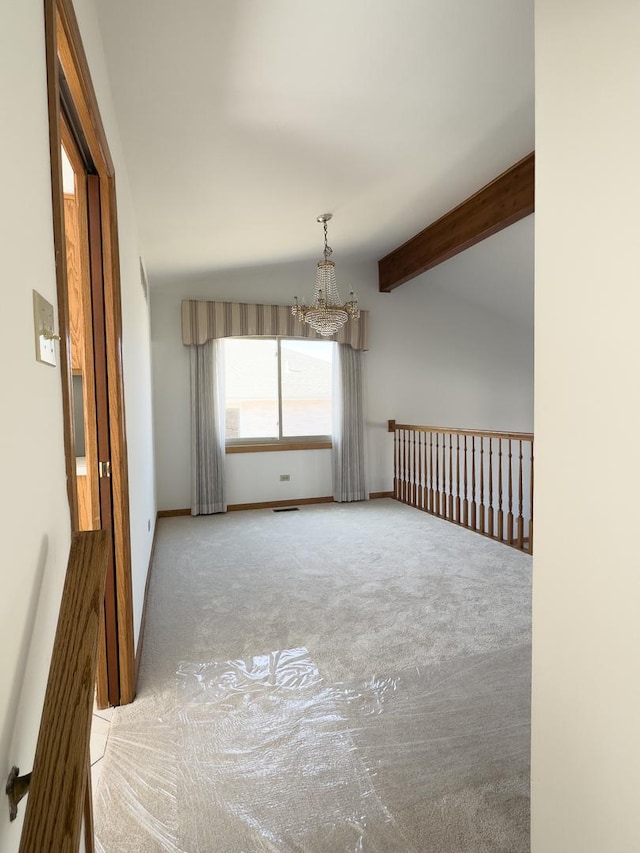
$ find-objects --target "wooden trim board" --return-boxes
[226,440,332,454]
[18,531,108,853]
[158,498,335,515]
[159,494,392,515]
[44,0,78,531]
[227,497,334,512]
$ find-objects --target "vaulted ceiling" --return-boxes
[95,0,534,285]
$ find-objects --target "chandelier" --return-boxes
[291,213,360,337]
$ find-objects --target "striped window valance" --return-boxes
[181,300,369,351]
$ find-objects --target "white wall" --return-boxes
[70,0,156,651]
[367,215,534,491]
[532,3,640,852]
[0,2,155,848]
[151,215,533,509]
[0,4,71,848]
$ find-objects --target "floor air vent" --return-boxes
[273,507,300,512]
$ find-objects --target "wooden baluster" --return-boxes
[455,434,461,523]
[463,435,469,527]
[447,433,454,519]
[470,436,477,529]
[529,440,534,553]
[441,432,446,517]
[435,433,440,515]
[405,429,409,503]
[411,430,419,506]
[408,429,411,504]
[403,430,407,504]
[407,429,412,505]
[408,429,412,505]
[408,428,413,507]
[406,429,411,505]
[428,432,434,512]
[420,431,425,509]
[407,430,412,504]
[441,433,447,517]
[405,429,410,504]
[400,429,406,503]
[440,434,444,516]
[507,439,514,544]
[423,432,428,510]
[443,434,447,517]
[421,432,427,510]
[396,430,402,501]
[413,430,420,509]
[479,436,485,533]
[438,433,443,517]
[398,427,402,501]
[398,429,402,501]
[488,437,494,538]
[497,438,504,541]
[418,431,424,510]
[393,427,398,498]
[517,439,524,549]
[442,432,446,517]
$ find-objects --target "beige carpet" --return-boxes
[94,499,531,852]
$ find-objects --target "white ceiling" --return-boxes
[95,0,534,285]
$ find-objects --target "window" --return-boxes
[224,337,334,444]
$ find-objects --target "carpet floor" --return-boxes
[94,499,531,852]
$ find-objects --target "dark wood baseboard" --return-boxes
[227,496,334,512]
[135,517,159,688]
[158,494,393,517]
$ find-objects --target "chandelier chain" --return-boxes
[323,218,333,261]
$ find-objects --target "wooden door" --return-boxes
[60,122,120,706]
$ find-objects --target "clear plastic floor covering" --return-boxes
[94,645,529,852]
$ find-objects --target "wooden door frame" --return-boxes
[44,0,136,706]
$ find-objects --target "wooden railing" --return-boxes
[388,420,534,553]
[8,530,108,852]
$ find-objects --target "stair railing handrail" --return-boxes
[6,530,109,853]
[389,419,533,442]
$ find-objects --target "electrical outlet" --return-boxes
[148,519,151,532]
[280,474,290,482]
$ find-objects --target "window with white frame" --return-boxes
[224,337,334,443]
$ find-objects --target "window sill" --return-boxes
[226,440,332,454]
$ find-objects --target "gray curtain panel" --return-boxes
[332,344,367,502]
[190,339,226,515]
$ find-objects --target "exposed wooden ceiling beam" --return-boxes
[378,152,535,292]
